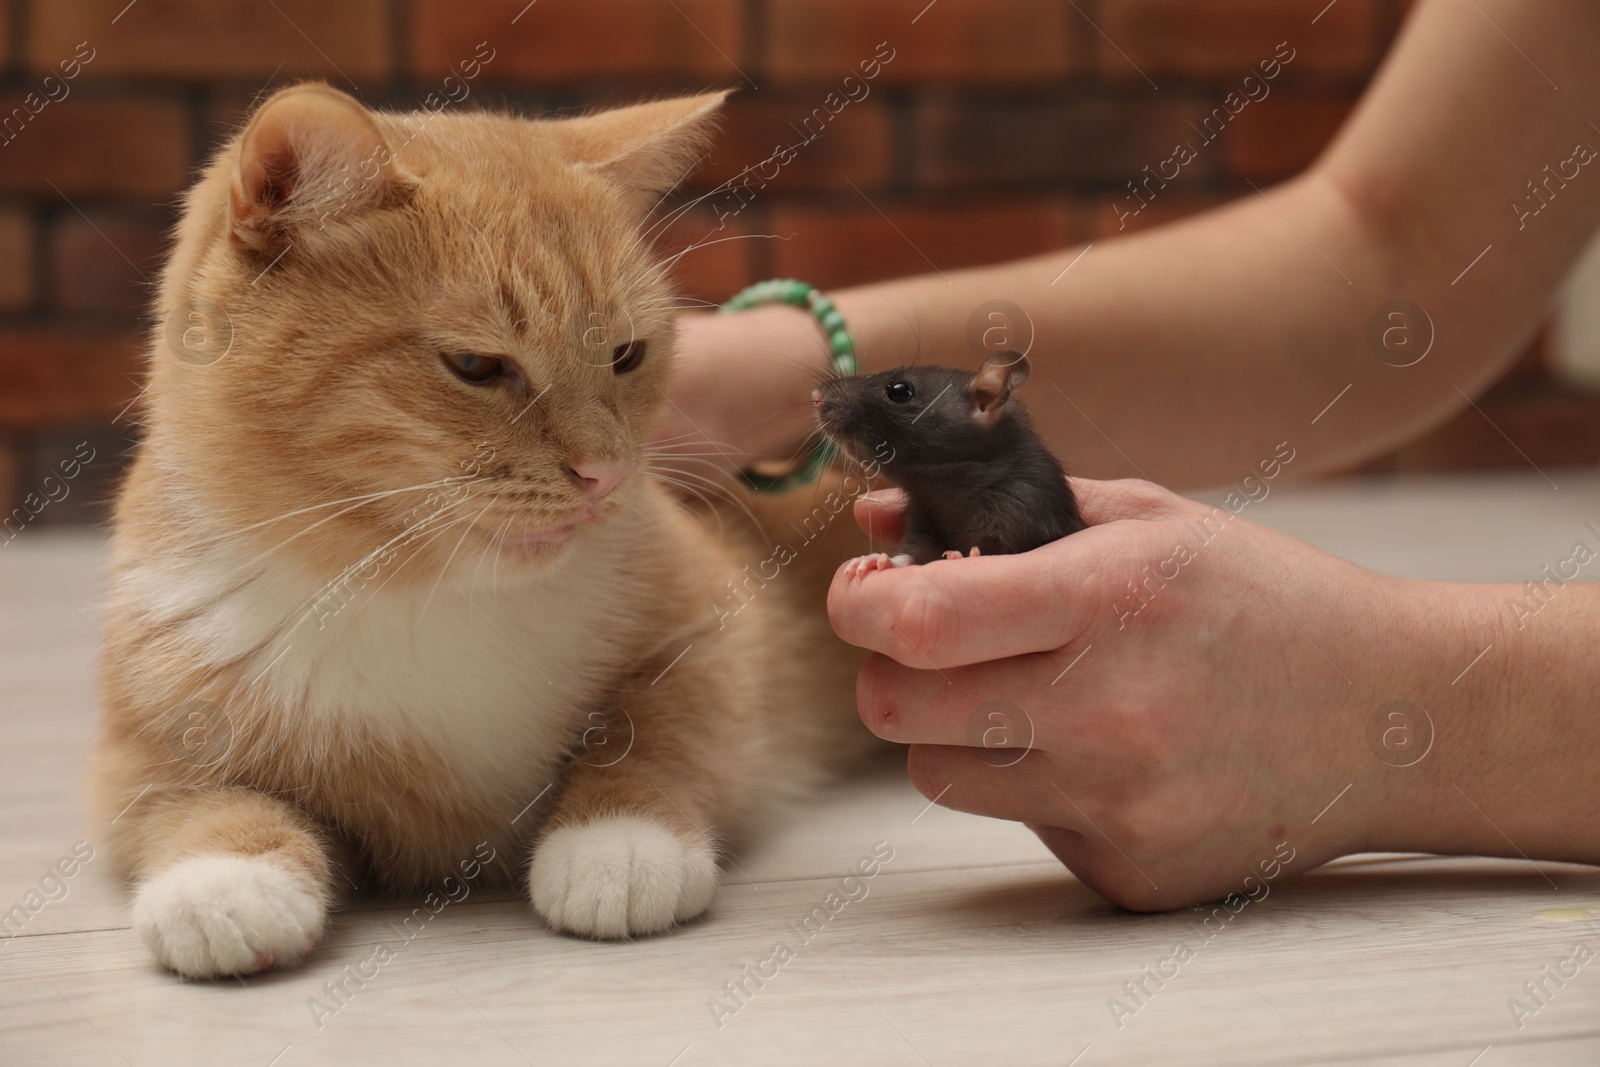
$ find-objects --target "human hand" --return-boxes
[829,480,1424,911]
[654,306,833,464]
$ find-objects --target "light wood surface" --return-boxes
[3,469,1599,1066]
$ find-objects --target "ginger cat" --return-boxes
[90,83,870,979]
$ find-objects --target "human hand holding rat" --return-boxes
[829,478,1600,909]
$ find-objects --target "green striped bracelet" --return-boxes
[719,278,859,494]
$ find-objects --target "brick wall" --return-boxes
[1,0,1594,528]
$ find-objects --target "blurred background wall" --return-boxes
[2,0,1597,529]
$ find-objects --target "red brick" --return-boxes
[412,0,743,83]
[915,97,1221,190]
[767,0,1073,85]
[0,210,34,310]
[693,96,893,192]
[770,198,1077,290]
[649,205,756,306]
[0,440,16,518]
[0,330,143,430]
[0,98,189,198]
[1085,191,1229,239]
[1226,97,1354,179]
[52,211,168,314]
[1096,0,1380,82]
[28,0,391,80]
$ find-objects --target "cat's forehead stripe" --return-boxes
[495,279,530,340]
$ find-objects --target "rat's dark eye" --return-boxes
[612,340,647,374]
[442,352,505,384]
[885,380,916,404]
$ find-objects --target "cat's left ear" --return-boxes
[559,91,731,202]
[229,83,412,253]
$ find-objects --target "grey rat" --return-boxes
[812,351,1086,573]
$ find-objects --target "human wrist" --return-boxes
[1273,568,1428,861]
[1332,576,1474,856]
[672,302,832,460]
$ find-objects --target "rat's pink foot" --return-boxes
[844,553,896,580]
[942,550,963,561]
[968,546,981,557]
[940,547,982,561]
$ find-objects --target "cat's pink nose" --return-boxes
[565,460,629,501]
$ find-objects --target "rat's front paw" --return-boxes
[132,854,325,979]
[529,816,719,939]
[941,547,983,561]
[842,553,912,580]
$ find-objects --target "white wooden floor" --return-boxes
[4,469,1599,1067]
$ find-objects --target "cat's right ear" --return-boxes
[230,83,407,254]
[557,91,731,205]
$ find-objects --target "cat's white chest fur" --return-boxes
[275,565,606,777]
[123,523,643,795]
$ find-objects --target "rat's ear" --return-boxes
[557,91,730,203]
[230,83,408,253]
[970,352,1030,424]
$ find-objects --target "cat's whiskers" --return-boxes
[192,476,471,546]
[279,492,478,638]
[341,506,482,623]
[647,425,736,448]
[638,298,719,314]
[640,442,750,479]
[644,468,730,533]
[628,139,796,257]
[641,436,749,456]
[635,289,717,309]
[216,476,475,572]
[643,463,765,536]
[420,499,497,618]
[623,157,707,261]
[467,512,513,595]
[490,513,520,595]
[624,196,716,267]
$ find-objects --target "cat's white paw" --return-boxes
[131,854,325,979]
[529,816,719,939]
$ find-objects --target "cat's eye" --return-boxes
[611,340,647,374]
[886,380,916,403]
[442,352,505,385]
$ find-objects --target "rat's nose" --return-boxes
[811,387,826,406]
[564,460,630,501]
